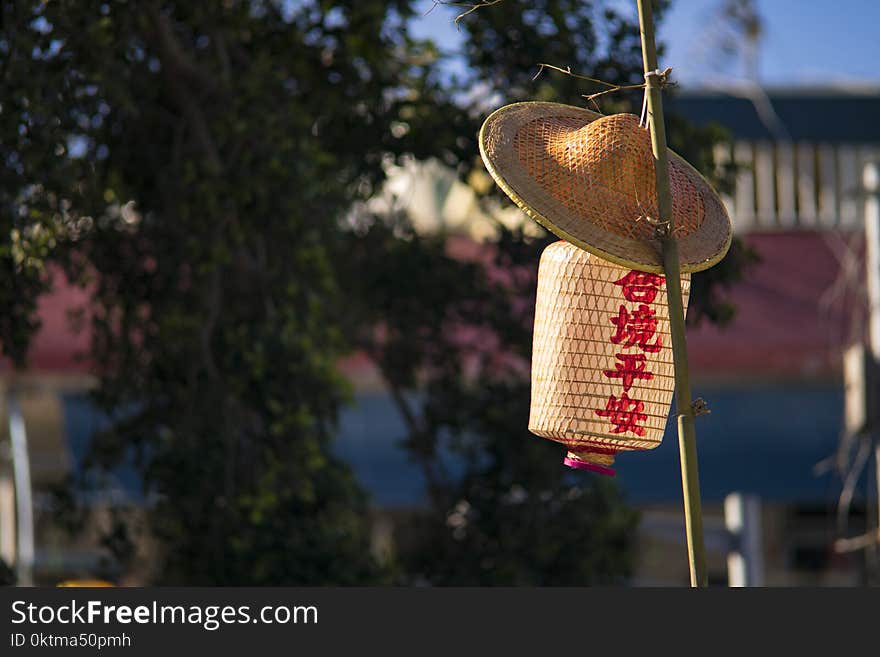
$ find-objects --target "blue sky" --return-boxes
[663,0,880,85]
[412,0,880,87]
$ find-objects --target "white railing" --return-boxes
[716,141,880,232]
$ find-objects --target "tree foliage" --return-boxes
[1,0,749,585]
[2,0,432,584]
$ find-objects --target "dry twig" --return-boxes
[533,62,669,113]
[429,0,506,26]
[427,4,659,112]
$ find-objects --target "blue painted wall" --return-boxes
[334,383,848,507]
[60,383,849,508]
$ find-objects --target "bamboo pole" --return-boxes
[862,161,880,571]
[635,0,708,587]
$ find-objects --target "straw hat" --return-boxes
[479,102,732,273]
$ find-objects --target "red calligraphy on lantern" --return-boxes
[602,352,654,391]
[614,271,665,304]
[610,303,662,352]
[594,393,648,436]
[594,269,667,438]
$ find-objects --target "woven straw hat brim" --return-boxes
[479,102,733,274]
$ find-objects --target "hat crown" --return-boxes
[513,112,704,243]
[559,113,657,210]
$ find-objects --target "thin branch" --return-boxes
[146,7,223,173]
[532,63,621,88]
[583,84,648,101]
[151,8,221,95]
[429,0,506,26]
[383,373,452,502]
[357,336,452,505]
[533,62,661,113]
[838,438,871,531]
[835,528,880,554]
[213,30,232,85]
[200,266,222,380]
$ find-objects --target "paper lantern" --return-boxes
[529,241,690,475]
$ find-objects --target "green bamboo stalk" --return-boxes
[635,0,708,588]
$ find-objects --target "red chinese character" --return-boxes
[614,271,665,304]
[610,303,662,353]
[594,393,648,436]
[603,353,654,391]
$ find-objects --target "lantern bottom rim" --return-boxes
[563,450,616,477]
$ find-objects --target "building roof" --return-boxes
[668,87,880,142]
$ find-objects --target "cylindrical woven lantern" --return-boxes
[530,241,690,475]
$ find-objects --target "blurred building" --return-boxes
[2,86,880,585]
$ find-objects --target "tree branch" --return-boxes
[429,0,505,26]
[835,529,880,554]
[146,7,223,173]
[151,8,221,95]
[200,266,222,380]
[532,62,662,113]
[379,363,452,503]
